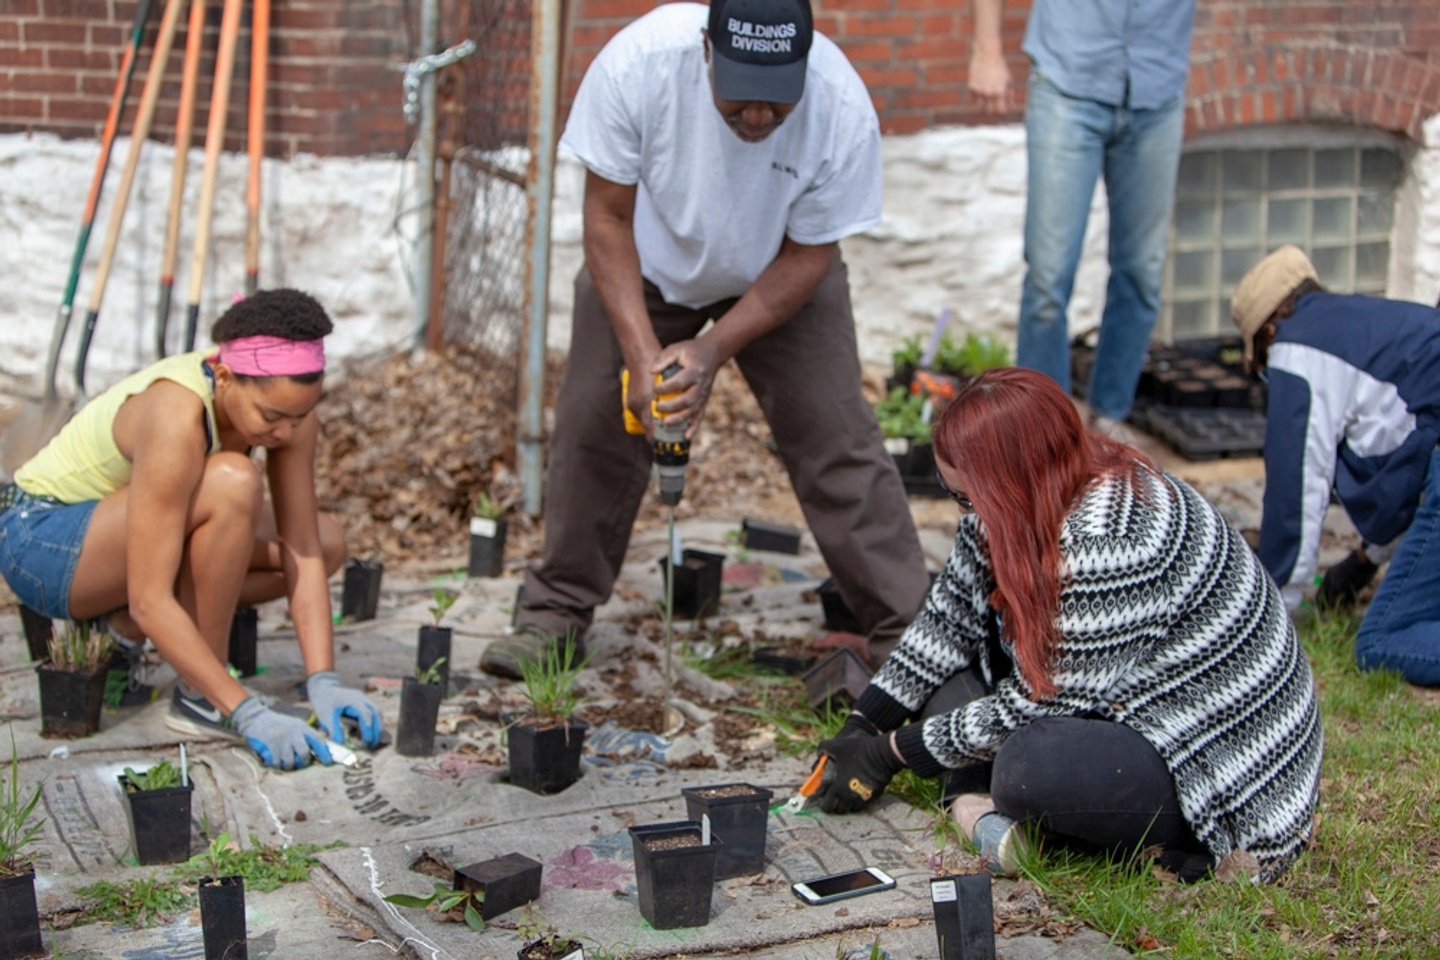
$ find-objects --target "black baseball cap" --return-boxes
[708,0,814,105]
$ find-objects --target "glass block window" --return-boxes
[1160,133,1404,343]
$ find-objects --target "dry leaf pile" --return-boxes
[313,345,850,568]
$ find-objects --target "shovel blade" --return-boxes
[1,397,73,479]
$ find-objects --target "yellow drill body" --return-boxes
[621,364,690,506]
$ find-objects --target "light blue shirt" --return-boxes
[1023,0,1196,110]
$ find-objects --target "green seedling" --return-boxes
[120,759,186,792]
[473,491,504,520]
[384,879,485,932]
[0,727,45,878]
[516,638,589,725]
[47,618,114,672]
[416,656,447,685]
[515,903,586,957]
[428,588,459,626]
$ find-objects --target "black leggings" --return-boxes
[922,669,1211,876]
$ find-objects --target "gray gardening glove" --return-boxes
[231,697,333,770]
[306,670,384,747]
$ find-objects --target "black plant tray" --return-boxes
[1136,404,1267,460]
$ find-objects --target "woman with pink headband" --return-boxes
[0,289,383,769]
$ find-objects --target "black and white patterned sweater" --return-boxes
[858,468,1323,882]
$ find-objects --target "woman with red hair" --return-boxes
[816,368,1322,883]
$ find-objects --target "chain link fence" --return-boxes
[433,0,534,397]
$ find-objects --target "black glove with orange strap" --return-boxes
[816,714,905,814]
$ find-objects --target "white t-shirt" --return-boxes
[560,2,882,309]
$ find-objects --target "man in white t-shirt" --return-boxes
[481,0,929,678]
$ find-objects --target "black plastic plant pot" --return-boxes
[816,576,864,634]
[416,625,452,692]
[198,875,247,960]
[657,549,724,620]
[751,645,816,676]
[507,717,589,795]
[18,605,52,663]
[37,665,105,738]
[0,869,44,960]
[628,820,721,930]
[740,518,801,554]
[453,852,542,920]
[801,648,872,712]
[340,557,383,621]
[931,873,996,960]
[227,607,258,677]
[395,676,444,757]
[681,783,774,879]
[468,516,509,578]
[518,937,585,960]
[119,776,194,865]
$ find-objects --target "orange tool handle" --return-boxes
[799,754,829,797]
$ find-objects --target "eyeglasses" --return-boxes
[935,469,972,511]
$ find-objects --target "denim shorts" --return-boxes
[0,488,98,619]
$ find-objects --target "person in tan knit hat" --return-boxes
[1230,247,1440,686]
[1230,244,1320,370]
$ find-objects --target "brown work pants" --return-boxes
[518,257,929,650]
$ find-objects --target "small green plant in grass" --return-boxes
[47,618,114,672]
[517,640,588,725]
[428,588,459,626]
[416,656,447,686]
[0,727,45,879]
[383,879,485,932]
[172,831,343,892]
[835,933,887,960]
[120,759,185,793]
[76,876,190,928]
[515,903,586,957]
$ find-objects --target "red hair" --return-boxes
[932,368,1153,699]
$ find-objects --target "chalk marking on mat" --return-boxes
[230,745,294,845]
[363,846,445,960]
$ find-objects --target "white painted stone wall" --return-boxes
[2,115,1438,405]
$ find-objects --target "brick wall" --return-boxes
[0,0,413,157]
[3,0,1439,158]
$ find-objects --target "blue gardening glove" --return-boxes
[306,670,384,747]
[816,727,905,814]
[231,697,333,770]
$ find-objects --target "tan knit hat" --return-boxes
[1230,245,1319,364]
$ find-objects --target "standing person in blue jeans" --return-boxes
[968,0,1196,434]
[1231,245,1440,686]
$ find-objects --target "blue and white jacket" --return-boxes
[1260,292,1440,608]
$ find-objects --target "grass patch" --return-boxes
[1023,609,1440,959]
[75,877,191,928]
[769,609,1440,957]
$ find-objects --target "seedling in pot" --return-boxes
[47,618,114,672]
[383,879,485,931]
[473,491,503,520]
[416,656,447,686]
[516,904,586,960]
[0,729,44,878]
[121,758,187,792]
[428,588,459,626]
[516,641,588,725]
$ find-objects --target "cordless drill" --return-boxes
[622,362,690,506]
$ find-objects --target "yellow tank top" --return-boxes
[15,351,221,504]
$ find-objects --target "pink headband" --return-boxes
[216,335,326,377]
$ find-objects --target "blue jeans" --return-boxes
[1016,71,1185,421]
[1355,448,1440,685]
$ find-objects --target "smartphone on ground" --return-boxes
[791,866,897,905]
